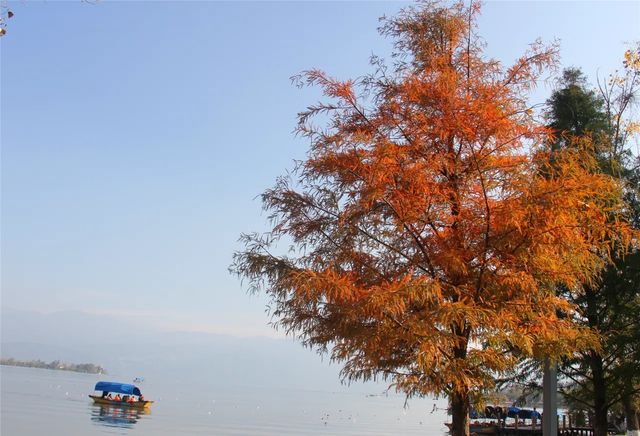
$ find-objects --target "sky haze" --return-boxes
[2,0,639,339]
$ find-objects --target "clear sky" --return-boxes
[2,1,639,338]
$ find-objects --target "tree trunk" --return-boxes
[584,286,608,436]
[624,394,639,436]
[450,390,470,436]
[591,351,608,436]
[448,316,469,436]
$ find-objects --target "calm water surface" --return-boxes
[1,366,450,435]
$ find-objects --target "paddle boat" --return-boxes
[89,381,153,409]
[445,405,541,434]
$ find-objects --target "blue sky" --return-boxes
[2,1,639,337]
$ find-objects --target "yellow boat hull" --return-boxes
[89,395,153,409]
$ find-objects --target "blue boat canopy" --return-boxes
[517,408,541,420]
[506,406,520,418]
[94,381,142,396]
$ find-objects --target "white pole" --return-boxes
[543,359,558,436]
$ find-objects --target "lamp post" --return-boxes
[543,359,558,436]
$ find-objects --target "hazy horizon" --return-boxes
[1,306,363,393]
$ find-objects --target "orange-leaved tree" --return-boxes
[231,3,635,435]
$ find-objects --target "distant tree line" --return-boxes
[1,357,107,374]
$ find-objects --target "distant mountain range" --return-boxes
[1,307,380,393]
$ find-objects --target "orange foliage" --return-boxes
[233,2,635,434]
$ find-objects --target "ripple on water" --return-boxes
[2,366,450,435]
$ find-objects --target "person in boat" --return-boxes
[101,391,108,398]
[113,394,122,402]
[127,396,135,403]
[139,394,145,402]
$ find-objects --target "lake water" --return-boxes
[1,365,451,435]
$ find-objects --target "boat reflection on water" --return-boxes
[90,404,150,429]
